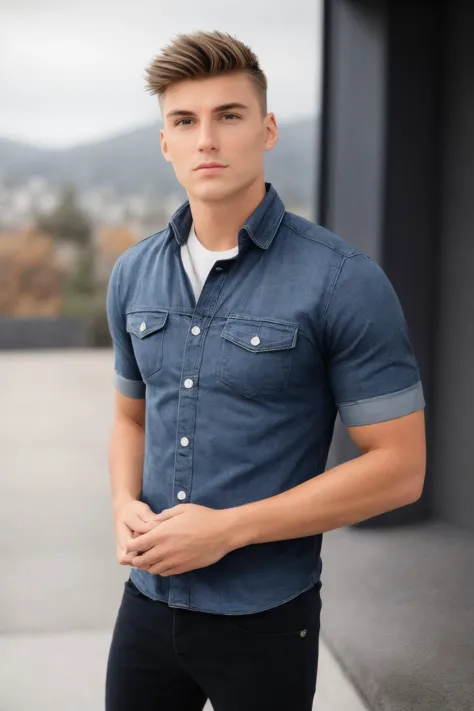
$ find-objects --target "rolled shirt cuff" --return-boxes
[338,381,425,427]
[114,372,146,399]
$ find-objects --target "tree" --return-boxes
[36,184,92,248]
[34,183,99,311]
[0,229,62,316]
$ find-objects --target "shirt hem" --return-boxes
[129,568,322,616]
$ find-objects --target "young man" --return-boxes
[105,30,426,711]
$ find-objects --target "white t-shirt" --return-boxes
[180,225,239,300]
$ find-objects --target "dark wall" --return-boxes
[319,0,386,260]
[321,0,388,476]
[320,0,443,524]
[431,3,474,532]
[0,316,110,350]
[319,2,474,709]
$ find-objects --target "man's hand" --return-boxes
[125,504,234,576]
[114,499,160,566]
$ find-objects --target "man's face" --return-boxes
[160,72,278,202]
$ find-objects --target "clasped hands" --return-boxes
[115,499,235,577]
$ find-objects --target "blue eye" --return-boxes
[174,114,239,127]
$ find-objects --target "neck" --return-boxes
[188,179,266,251]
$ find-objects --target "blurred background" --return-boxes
[1,1,473,710]
[0,0,320,347]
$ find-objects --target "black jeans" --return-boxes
[106,578,322,711]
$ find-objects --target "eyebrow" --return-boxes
[166,103,250,119]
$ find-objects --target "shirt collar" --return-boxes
[169,182,286,250]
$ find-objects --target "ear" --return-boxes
[263,113,278,153]
[160,129,172,163]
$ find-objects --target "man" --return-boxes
[105,30,426,711]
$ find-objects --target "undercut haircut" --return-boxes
[145,30,268,115]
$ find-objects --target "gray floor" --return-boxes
[321,523,474,711]
[0,631,367,711]
[0,350,367,711]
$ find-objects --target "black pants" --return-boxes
[106,578,322,711]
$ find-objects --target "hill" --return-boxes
[0,116,319,207]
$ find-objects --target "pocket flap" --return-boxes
[222,317,298,353]
[126,310,168,339]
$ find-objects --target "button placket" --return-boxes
[169,262,229,608]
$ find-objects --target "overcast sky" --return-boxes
[0,0,322,149]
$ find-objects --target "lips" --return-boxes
[195,163,226,170]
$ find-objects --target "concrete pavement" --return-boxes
[0,350,367,710]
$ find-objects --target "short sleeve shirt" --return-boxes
[106,183,425,614]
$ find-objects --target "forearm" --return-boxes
[227,448,421,549]
[109,416,145,514]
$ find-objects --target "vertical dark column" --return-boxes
[432,1,474,533]
[319,0,443,525]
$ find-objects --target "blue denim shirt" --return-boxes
[106,183,424,615]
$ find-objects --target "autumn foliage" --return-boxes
[0,229,62,316]
[0,185,139,322]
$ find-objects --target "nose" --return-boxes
[197,118,218,153]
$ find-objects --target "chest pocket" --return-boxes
[220,316,299,398]
[126,310,169,381]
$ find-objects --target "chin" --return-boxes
[189,181,240,203]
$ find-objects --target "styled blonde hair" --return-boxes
[145,30,268,114]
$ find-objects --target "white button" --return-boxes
[215,266,223,272]
[300,629,307,638]
[184,378,194,389]
[177,490,187,501]
[139,322,147,333]
[191,326,201,336]
[251,336,261,346]
[180,437,190,447]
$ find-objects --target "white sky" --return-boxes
[0,0,323,149]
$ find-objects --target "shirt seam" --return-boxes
[114,255,145,386]
[322,252,373,337]
[114,372,144,385]
[321,254,347,337]
[338,381,422,407]
[281,216,363,258]
[115,256,125,315]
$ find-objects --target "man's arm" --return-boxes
[106,256,147,514]
[226,409,426,548]
[110,392,146,515]
[110,392,162,565]
[227,250,427,547]
[125,409,426,575]
[106,257,160,564]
